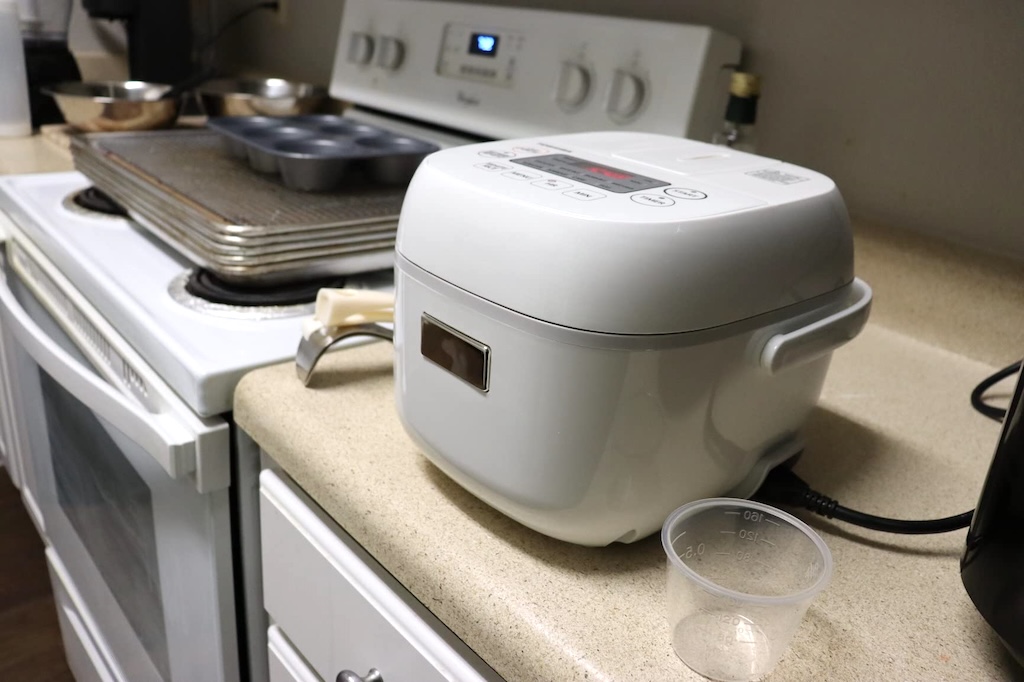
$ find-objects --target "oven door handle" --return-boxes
[0,278,199,482]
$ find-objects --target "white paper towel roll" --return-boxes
[0,0,32,137]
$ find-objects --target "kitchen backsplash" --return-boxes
[213,0,1024,263]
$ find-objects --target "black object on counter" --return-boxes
[711,71,760,153]
[962,361,1024,667]
[82,0,193,85]
[24,38,82,127]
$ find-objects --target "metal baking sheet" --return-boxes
[78,157,396,267]
[70,129,407,281]
[75,152,397,251]
[70,130,406,236]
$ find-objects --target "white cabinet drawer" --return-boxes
[268,625,323,682]
[259,469,500,682]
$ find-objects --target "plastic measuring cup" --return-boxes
[661,498,832,681]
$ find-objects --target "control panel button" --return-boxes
[556,62,592,111]
[664,187,707,200]
[475,162,512,172]
[376,36,405,70]
[478,149,516,159]
[347,32,375,65]
[502,170,542,181]
[631,193,675,207]
[564,189,606,201]
[532,178,572,190]
[606,69,647,123]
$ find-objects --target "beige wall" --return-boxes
[215,0,1024,262]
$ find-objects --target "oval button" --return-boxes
[664,187,707,200]
[631,194,675,207]
[532,178,573,190]
[478,149,515,159]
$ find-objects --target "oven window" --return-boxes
[38,369,171,680]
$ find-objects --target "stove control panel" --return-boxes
[436,23,524,88]
[331,0,741,142]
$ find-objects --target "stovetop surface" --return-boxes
[0,171,394,417]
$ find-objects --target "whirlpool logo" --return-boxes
[456,91,481,107]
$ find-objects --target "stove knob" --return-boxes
[337,669,383,682]
[376,36,405,71]
[555,62,592,111]
[347,32,375,65]
[606,69,647,123]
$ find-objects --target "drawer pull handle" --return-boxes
[337,669,384,682]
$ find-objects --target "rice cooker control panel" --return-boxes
[510,155,670,194]
[446,132,842,220]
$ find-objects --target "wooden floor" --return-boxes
[0,467,73,682]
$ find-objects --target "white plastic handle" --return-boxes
[314,288,394,328]
[0,276,197,479]
[760,278,873,374]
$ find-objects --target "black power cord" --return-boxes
[755,466,974,534]
[197,1,281,56]
[970,359,1022,422]
[755,359,1022,535]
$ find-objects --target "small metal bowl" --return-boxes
[196,78,329,117]
[42,81,182,132]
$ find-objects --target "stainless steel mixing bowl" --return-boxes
[42,81,182,132]
[196,78,329,117]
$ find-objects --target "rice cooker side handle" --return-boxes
[760,278,873,375]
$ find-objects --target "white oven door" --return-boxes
[1,276,48,537]
[0,315,24,489]
[0,241,239,682]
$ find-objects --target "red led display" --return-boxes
[584,165,632,180]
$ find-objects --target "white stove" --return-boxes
[0,2,742,681]
[0,171,392,417]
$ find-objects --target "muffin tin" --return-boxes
[207,115,440,191]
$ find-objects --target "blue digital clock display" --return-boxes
[469,32,499,57]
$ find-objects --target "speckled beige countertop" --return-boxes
[235,222,1024,681]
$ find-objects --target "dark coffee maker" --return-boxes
[21,0,193,127]
[19,0,81,126]
[81,0,193,85]
[961,362,1024,665]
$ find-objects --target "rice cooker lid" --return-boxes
[396,132,854,335]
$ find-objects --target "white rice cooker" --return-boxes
[393,131,871,546]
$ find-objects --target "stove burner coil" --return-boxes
[184,269,346,307]
[71,187,129,217]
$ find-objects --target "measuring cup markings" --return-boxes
[672,530,711,560]
[663,499,833,680]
